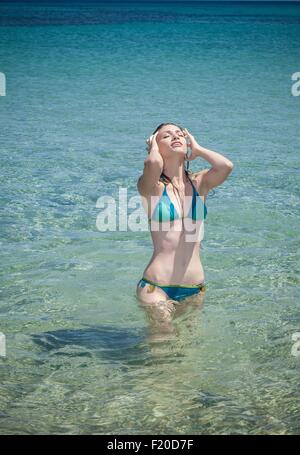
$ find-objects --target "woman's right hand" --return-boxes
[146,131,160,155]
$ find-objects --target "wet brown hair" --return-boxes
[152,122,184,135]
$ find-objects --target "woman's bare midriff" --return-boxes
[142,219,205,285]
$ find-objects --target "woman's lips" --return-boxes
[172,142,182,147]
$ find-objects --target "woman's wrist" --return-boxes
[193,144,234,168]
[193,144,207,157]
[146,148,163,166]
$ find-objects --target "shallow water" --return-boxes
[0,1,299,435]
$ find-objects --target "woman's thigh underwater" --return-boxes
[135,281,177,320]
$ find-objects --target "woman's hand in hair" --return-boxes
[145,131,163,168]
[146,131,160,156]
[183,128,201,161]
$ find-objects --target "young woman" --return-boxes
[136,123,233,333]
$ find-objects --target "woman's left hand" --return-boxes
[183,128,200,161]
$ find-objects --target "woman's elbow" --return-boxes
[225,160,234,170]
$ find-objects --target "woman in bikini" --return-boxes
[136,123,234,337]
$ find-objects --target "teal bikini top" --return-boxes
[148,172,208,223]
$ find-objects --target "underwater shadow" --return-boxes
[31,325,150,365]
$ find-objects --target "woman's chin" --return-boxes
[171,147,186,154]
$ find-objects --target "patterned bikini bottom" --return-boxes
[137,276,206,302]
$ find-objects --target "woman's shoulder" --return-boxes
[187,169,210,196]
[188,169,209,179]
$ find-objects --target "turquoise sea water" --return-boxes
[0,1,300,435]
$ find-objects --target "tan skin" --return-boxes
[135,124,234,339]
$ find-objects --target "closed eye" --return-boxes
[163,133,184,138]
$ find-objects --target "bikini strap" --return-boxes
[160,172,170,185]
[186,171,197,194]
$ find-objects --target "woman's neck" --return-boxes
[162,164,188,186]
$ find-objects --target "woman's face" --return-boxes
[156,124,187,159]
